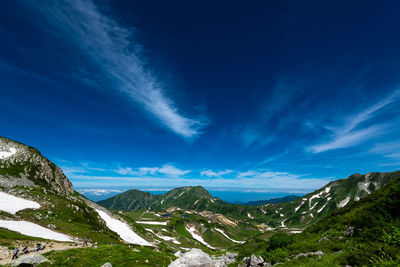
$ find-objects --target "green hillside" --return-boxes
[233,174,400,266]
[99,171,400,228]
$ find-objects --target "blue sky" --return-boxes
[1,0,400,198]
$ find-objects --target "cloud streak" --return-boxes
[39,0,206,138]
[309,90,400,153]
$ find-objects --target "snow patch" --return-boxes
[247,213,254,219]
[280,213,284,217]
[280,219,287,228]
[317,202,328,213]
[0,192,41,214]
[185,226,215,249]
[0,147,17,159]
[294,200,305,213]
[337,195,350,208]
[145,228,180,244]
[95,209,152,246]
[309,202,318,211]
[215,228,245,244]
[136,221,168,226]
[0,220,72,241]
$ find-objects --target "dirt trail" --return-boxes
[0,241,84,265]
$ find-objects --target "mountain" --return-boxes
[0,136,73,195]
[0,137,158,259]
[243,195,300,206]
[98,185,227,211]
[232,173,400,266]
[100,171,400,228]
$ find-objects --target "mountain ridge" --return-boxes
[99,170,400,228]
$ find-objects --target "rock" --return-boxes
[318,236,329,242]
[250,255,264,266]
[169,249,237,267]
[241,255,265,266]
[100,263,112,267]
[295,251,324,259]
[11,254,49,266]
[344,226,355,237]
[169,248,213,267]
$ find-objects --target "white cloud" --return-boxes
[369,141,400,159]
[115,164,191,177]
[309,90,400,153]
[200,169,232,178]
[77,189,122,196]
[39,0,206,138]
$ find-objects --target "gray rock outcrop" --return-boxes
[0,137,73,195]
[10,254,49,266]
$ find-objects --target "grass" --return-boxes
[37,245,175,267]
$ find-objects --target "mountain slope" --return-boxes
[0,137,155,249]
[234,173,400,266]
[0,137,73,195]
[99,171,400,228]
[98,186,227,212]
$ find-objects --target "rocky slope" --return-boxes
[0,137,73,196]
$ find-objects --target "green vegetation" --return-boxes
[38,245,175,267]
[98,171,400,229]
[233,176,400,266]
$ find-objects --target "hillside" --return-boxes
[99,171,400,228]
[233,173,400,266]
[0,137,73,196]
[98,185,227,212]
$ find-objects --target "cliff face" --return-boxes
[0,137,73,195]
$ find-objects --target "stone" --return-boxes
[295,251,324,259]
[169,249,237,267]
[100,263,112,267]
[344,226,355,237]
[11,254,49,266]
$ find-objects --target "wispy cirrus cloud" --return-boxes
[36,0,206,138]
[369,141,400,159]
[309,90,400,153]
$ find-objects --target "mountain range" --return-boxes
[99,170,400,228]
[1,136,400,266]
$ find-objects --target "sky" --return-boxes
[1,0,400,200]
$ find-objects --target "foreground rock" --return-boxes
[169,248,237,267]
[11,254,49,266]
[241,254,270,266]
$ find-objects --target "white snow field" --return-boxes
[95,209,152,246]
[0,220,72,241]
[0,192,41,214]
[0,147,17,159]
[214,228,245,244]
[145,228,181,244]
[136,221,168,225]
[185,226,215,249]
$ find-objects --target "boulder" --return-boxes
[169,249,237,267]
[344,226,355,237]
[295,251,324,259]
[11,254,49,266]
[100,263,112,267]
[241,255,265,266]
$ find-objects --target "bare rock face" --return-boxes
[0,137,73,195]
